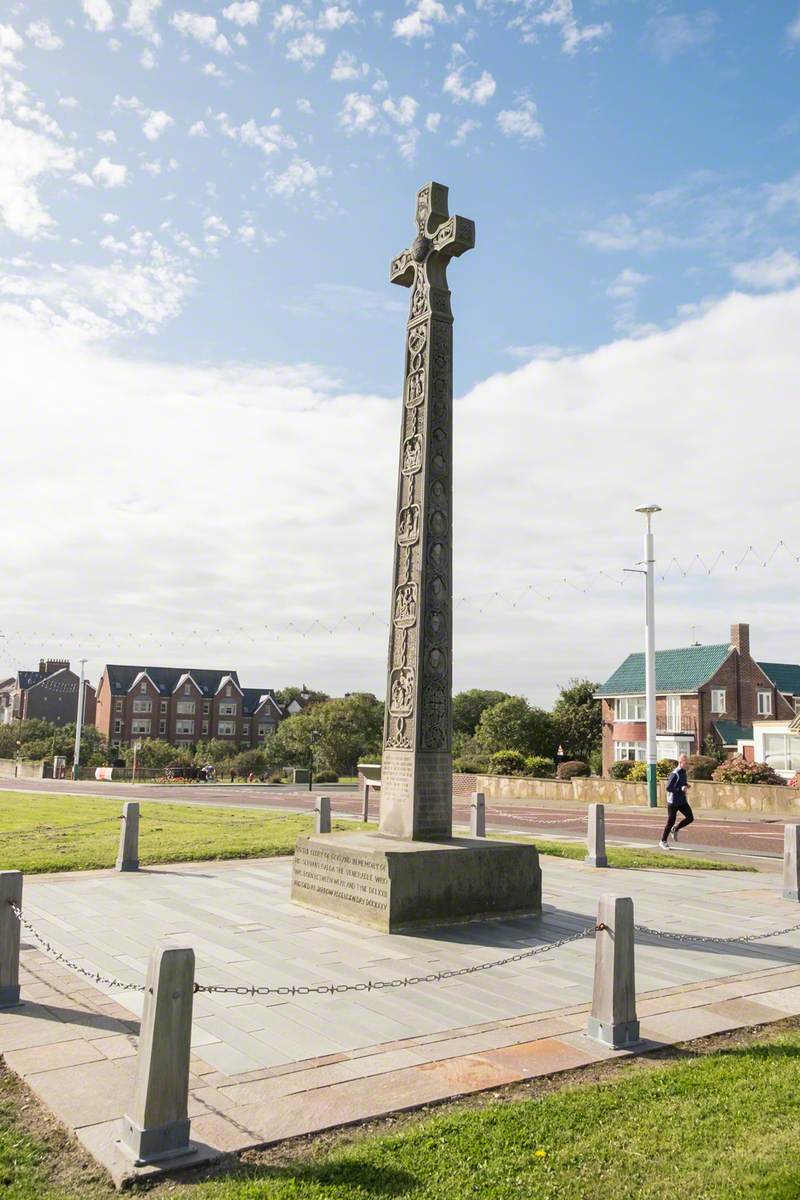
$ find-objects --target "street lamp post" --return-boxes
[308,729,320,792]
[635,506,661,808]
[72,658,87,782]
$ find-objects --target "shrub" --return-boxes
[313,770,338,783]
[656,758,678,779]
[588,748,603,776]
[453,759,489,775]
[609,760,634,780]
[712,755,786,786]
[489,750,528,776]
[230,749,267,778]
[525,755,555,778]
[626,762,648,782]
[557,759,590,779]
[686,754,719,780]
[790,773,800,789]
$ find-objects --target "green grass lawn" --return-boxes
[0,791,752,874]
[0,791,364,874]
[4,1025,800,1198]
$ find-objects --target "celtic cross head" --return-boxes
[389,182,475,316]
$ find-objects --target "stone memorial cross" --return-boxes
[380,182,475,841]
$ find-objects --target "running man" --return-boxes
[659,752,694,849]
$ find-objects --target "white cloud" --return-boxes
[0,23,24,67]
[97,129,117,144]
[645,10,718,62]
[215,112,296,156]
[443,65,496,105]
[3,287,799,698]
[297,97,313,113]
[140,47,156,68]
[286,32,326,67]
[82,0,114,33]
[582,214,673,253]
[237,223,256,242]
[339,92,380,134]
[188,119,208,136]
[268,156,330,197]
[170,11,231,54]
[382,95,418,127]
[318,6,355,31]
[497,99,543,142]
[606,268,651,299]
[101,211,119,223]
[396,129,419,161]
[202,62,226,78]
[0,118,75,237]
[125,0,162,42]
[58,97,80,109]
[92,157,128,187]
[425,111,441,132]
[510,0,610,55]
[765,171,800,214]
[222,1,260,25]
[26,20,63,51]
[271,4,310,33]
[789,10,800,41]
[393,0,448,41]
[330,49,367,80]
[451,117,479,146]
[142,109,173,140]
[731,250,800,291]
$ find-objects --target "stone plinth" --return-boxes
[291,830,541,933]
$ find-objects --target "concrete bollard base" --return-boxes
[584,855,609,868]
[0,984,21,1008]
[120,1116,192,1166]
[586,1015,641,1049]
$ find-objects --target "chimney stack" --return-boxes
[39,658,70,677]
[730,623,750,658]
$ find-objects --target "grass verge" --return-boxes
[4,1022,800,1197]
[492,832,754,872]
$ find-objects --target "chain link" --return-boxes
[634,918,800,946]
[10,901,146,992]
[0,815,123,841]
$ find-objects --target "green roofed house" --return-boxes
[596,623,800,776]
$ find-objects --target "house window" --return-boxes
[184,683,191,695]
[140,682,147,693]
[115,698,123,713]
[159,720,166,735]
[615,696,645,721]
[203,701,210,715]
[131,719,151,735]
[757,690,773,716]
[202,721,209,735]
[614,741,646,762]
[258,722,274,738]
[176,719,195,735]
[133,699,152,714]
[219,702,237,716]
[711,689,726,715]
[226,685,232,697]
[763,734,800,773]
[217,720,235,736]
[114,719,122,734]
[177,701,195,715]
[160,699,167,714]
[666,696,681,732]
[111,739,120,749]
[794,697,800,715]
[243,722,250,734]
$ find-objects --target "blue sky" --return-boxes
[2,1,800,699]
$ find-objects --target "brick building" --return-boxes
[0,659,96,729]
[94,665,285,751]
[596,623,800,775]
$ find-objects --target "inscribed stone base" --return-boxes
[290,830,542,933]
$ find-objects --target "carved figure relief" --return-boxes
[408,326,426,357]
[427,647,446,677]
[421,685,447,749]
[429,541,445,568]
[393,582,418,628]
[402,434,422,475]
[390,668,415,716]
[406,370,425,407]
[397,504,420,546]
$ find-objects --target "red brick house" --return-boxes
[596,623,799,775]
[95,665,284,751]
[0,659,96,729]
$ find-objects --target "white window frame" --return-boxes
[131,718,151,735]
[133,699,152,714]
[140,682,147,693]
[217,720,235,736]
[763,734,800,773]
[175,719,195,736]
[114,719,122,734]
[757,689,773,716]
[614,740,646,762]
[258,722,274,738]
[184,683,191,695]
[710,688,726,715]
[115,698,123,713]
[666,695,681,732]
[202,720,209,736]
[176,701,195,715]
[219,702,237,716]
[203,701,210,715]
[615,696,646,721]
[159,719,166,735]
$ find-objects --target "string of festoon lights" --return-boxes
[1,540,797,656]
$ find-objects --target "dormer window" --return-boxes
[140,681,147,693]
[184,684,191,695]
[226,685,232,697]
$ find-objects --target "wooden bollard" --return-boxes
[783,824,800,901]
[315,795,331,835]
[0,871,22,1008]
[470,792,486,838]
[116,802,140,872]
[121,944,195,1165]
[585,803,608,868]
[586,895,640,1049]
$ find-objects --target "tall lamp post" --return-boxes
[635,506,661,808]
[72,658,87,782]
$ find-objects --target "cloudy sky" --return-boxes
[2,1,800,702]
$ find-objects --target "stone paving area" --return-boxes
[6,854,800,1183]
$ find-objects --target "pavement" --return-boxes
[2,777,794,862]
[6,851,800,1183]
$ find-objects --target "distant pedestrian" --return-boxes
[230,770,235,783]
[659,752,694,849]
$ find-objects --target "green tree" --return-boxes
[121,739,192,770]
[268,693,383,776]
[0,720,109,766]
[552,678,602,763]
[452,690,510,736]
[275,685,330,708]
[475,696,556,758]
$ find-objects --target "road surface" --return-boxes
[1,776,790,861]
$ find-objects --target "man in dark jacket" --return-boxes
[659,752,694,849]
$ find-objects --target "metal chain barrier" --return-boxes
[634,918,800,946]
[9,901,145,992]
[0,815,123,840]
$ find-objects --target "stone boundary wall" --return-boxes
[0,759,48,780]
